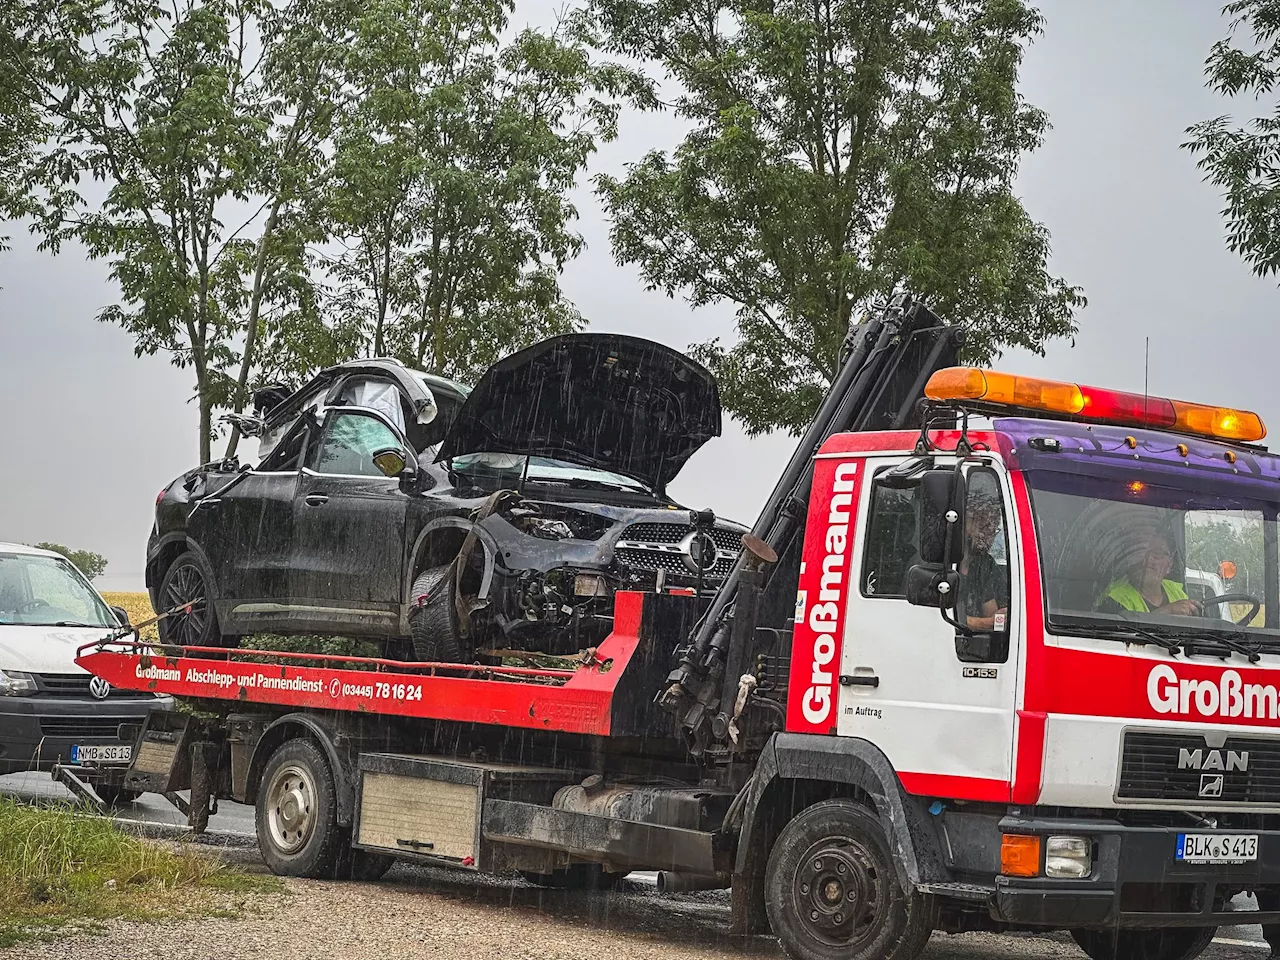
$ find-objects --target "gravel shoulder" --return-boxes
[2,850,1269,960]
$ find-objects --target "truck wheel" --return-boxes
[409,565,463,662]
[157,553,231,648]
[255,739,343,879]
[765,799,933,960]
[1070,926,1217,960]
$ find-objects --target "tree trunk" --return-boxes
[224,199,283,460]
[199,387,212,465]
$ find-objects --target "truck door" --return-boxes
[836,455,1022,799]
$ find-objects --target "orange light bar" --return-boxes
[924,367,1266,443]
[1000,834,1042,877]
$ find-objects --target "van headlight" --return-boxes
[0,671,37,696]
[1045,836,1092,878]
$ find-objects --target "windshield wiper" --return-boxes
[528,475,645,493]
[1161,628,1263,664]
[1050,620,1183,657]
[46,620,104,628]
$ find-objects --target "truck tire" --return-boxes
[156,553,232,648]
[1070,926,1217,960]
[255,738,343,879]
[765,799,934,960]
[409,565,463,663]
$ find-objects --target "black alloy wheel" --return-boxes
[156,553,228,648]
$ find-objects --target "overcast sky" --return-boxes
[1,0,1275,592]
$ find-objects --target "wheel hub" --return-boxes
[796,840,884,947]
[266,763,315,855]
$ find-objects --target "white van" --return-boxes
[0,542,170,803]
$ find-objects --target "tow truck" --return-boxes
[77,294,1280,960]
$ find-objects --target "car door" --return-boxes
[191,415,311,633]
[291,407,411,634]
[836,454,1022,799]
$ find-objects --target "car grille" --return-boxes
[39,717,133,740]
[1118,731,1280,804]
[33,674,141,698]
[615,522,743,581]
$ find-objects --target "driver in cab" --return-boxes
[1096,530,1201,617]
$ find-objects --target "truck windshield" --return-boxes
[1025,471,1280,650]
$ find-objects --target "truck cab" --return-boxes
[778,367,1280,957]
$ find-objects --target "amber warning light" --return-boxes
[924,367,1266,443]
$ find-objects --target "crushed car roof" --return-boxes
[437,334,721,491]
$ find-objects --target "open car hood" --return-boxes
[437,334,721,490]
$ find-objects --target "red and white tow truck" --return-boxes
[78,297,1280,960]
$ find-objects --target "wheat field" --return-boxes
[100,591,160,642]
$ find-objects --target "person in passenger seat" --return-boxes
[956,499,1007,632]
[1096,530,1201,616]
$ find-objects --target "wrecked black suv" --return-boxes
[147,334,747,661]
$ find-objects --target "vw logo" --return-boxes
[681,532,720,574]
[88,676,111,700]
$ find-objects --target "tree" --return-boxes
[3,0,340,463]
[322,0,651,382]
[34,543,109,580]
[591,0,1084,435]
[1186,1,1280,280]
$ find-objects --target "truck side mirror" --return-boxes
[904,564,958,609]
[916,468,966,566]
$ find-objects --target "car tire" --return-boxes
[1070,926,1217,960]
[408,565,463,663]
[156,553,231,648]
[255,738,343,879]
[95,786,142,806]
[765,799,934,960]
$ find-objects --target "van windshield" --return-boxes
[0,553,117,628]
[1025,470,1280,650]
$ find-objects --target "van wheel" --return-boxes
[255,739,342,878]
[1070,926,1217,960]
[157,553,232,648]
[409,565,463,663]
[765,799,933,960]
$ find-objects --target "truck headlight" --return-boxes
[0,671,37,696]
[1045,836,1092,878]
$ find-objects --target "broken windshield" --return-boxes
[1025,469,1280,650]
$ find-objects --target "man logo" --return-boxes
[1200,773,1225,799]
[1178,748,1249,772]
[88,676,111,700]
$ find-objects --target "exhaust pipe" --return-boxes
[656,871,731,894]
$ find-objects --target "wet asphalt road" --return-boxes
[0,770,1275,958]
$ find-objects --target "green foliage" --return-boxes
[0,797,279,945]
[320,0,651,383]
[591,0,1083,435]
[33,542,108,580]
[2,0,343,462]
[1186,517,1265,595]
[1186,1,1280,280]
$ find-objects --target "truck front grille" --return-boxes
[1119,731,1280,804]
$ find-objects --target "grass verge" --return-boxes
[0,797,281,946]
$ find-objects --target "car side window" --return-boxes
[861,472,919,599]
[309,410,406,477]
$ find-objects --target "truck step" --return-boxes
[916,882,996,902]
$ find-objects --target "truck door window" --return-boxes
[956,469,1011,635]
[861,473,919,599]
